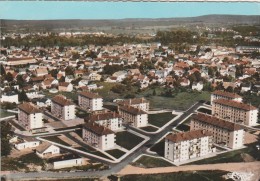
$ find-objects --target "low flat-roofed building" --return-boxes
[118,105,148,128]
[51,95,75,121]
[191,113,244,149]
[85,112,122,131]
[164,130,215,163]
[82,122,115,150]
[1,92,19,104]
[212,99,258,126]
[36,142,60,158]
[78,91,103,111]
[14,137,40,150]
[18,102,43,130]
[211,90,242,104]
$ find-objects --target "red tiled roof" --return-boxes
[213,99,257,111]
[78,91,102,99]
[165,129,212,143]
[212,90,242,99]
[52,95,74,106]
[18,102,41,114]
[85,112,121,122]
[192,113,243,131]
[117,98,148,106]
[83,122,114,136]
[119,105,147,115]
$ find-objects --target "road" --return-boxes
[3,102,203,180]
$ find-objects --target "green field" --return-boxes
[42,90,78,101]
[134,155,173,168]
[106,149,126,159]
[148,112,175,127]
[75,147,112,160]
[120,170,229,181]
[0,109,15,118]
[176,124,190,131]
[150,140,165,157]
[115,131,144,150]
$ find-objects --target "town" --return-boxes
[0,23,260,181]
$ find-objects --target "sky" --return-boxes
[0,2,260,20]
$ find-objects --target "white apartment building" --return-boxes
[117,98,149,112]
[51,95,75,121]
[85,112,122,131]
[164,130,215,163]
[212,99,258,126]
[211,90,242,105]
[18,102,43,130]
[82,122,115,150]
[1,92,19,104]
[78,91,103,111]
[118,105,148,128]
[191,113,244,149]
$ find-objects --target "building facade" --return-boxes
[164,130,215,162]
[118,105,148,127]
[78,92,103,111]
[18,102,43,130]
[82,122,115,150]
[190,113,244,149]
[212,99,258,126]
[51,95,75,121]
[85,112,122,131]
[117,98,149,112]
[211,90,242,105]
[1,92,19,104]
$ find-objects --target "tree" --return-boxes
[153,89,156,96]
[0,64,6,76]
[5,72,13,82]
[65,66,74,76]
[1,121,12,156]
[59,76,65,82]
[18,89,29,102]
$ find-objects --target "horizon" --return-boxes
[0,2,260,20]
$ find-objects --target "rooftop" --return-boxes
[117,98,149,106]
[78,91,102,99]
[165,129,212,143]
[85,112,121,122]
[213,99,257,111]
[192,113,243,131]
[18,102,41,114]
[83,122,114,136]
[119,105,147,115]
[212,90,242,99]
[52,95,74,106]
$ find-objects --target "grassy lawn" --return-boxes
[140,126,158,132]
[120,170,229,181]
[145,91,211,110]
[148,112,176,127]
[133,155,173,168]
[42,90,78,101]
[115,131,144,150]
[75,146,112,160]
[0,109,15,118]
[106,149,126,159]
[43,135,70,146]
[197,108,212,114]
[187,142,260,165]
[19,152,45,165]
[176,124,190,131]
[94,82,123,102]
[150,140,165,157]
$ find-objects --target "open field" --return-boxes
[133,155,173,168]
[106,149,125,159]
[115,131,144,150]
[150,140,165,157]
[148,112,176,127]
[0,109,15,118]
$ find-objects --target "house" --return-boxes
[14,137,40,150]
[18,102,43,130]
[192,82,204,91]
[65,75,74,83]
[36,142,60,158]
[241,83,251,93]
[212,99,258,126]
[58,82,73,92]
[117,98,149,112]
[50,154,88,169]
[118,105,148,128]
[164,130,215,163]
[41,77,59,89]
[210,90,242,104]
[87,72,102,81]
[78,91,103,111]
[191,113,244,149]
[34,68,48,77]
[112,71,128,82]
[36,98,52,107]
[85,112,122,131]
[51,95,75,121]
[1,92,19,104]
[78,80,89,87]
[82,122,115,150]
[74,70,84,78]
[180,78,190,87]
[106,76,118,83]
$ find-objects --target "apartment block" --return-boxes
[118,105,148,128]
[191,113,244,149]
[51,95,75,121]
[85,112,122,131]
[164,130,215,163]
[18,102,43,130]
[82,122,115,150]
[78,91,103,111]
[117,97,149,112]
[211,90,242,105]
[212,99,258,126]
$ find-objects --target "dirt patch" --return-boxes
[9,148,33,158]
[244,132,259,144]
[241,153,255,162]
